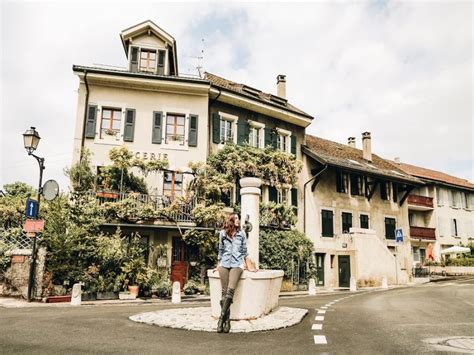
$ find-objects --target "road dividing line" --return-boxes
[321,306,328,309]
[315,316,324,321]
[314,335,327,344]
[317,310,326,314]
[312,324,323,330]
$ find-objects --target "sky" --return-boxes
[1,1,472,191]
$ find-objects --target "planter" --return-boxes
[46,295,72,303]
[128,285,139,297]
[96,291,119,300]
[81,292,97,301]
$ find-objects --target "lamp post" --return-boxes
[23,126,45,302]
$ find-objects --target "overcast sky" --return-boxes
[1,1,472,191]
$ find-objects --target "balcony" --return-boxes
[410,226,436,241]
[407,195,434,211]
[87,191,196,224]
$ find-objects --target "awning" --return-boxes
[440,246,471,255]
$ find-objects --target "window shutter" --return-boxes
[152,111,163,144]
[130,47,139,72]
[237,122,249,145]
[336,170,342,192]
[380,181,388,200]
[291,188,298,207]
[392,183,398,202]
[235,181,241,205]
[85,105,97,138]
[290,135,297,155]
[451,219,455,236]
[212,113,220,144]
[123,109,135,142]
[269,186,278,203]
[264,128,272,148]
[188,114,198,147]
[157,50,165,75]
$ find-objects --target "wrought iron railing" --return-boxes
[86,191,196,223]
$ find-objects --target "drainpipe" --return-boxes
[303,164,328,234]
[80,70,90,160]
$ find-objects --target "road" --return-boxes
[1,278,473,354]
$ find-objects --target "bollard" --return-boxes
[171,281,181,304]
[71,283,82,306]
[350,276,357,292]
[381,276,388,289]
[308,278,316,296]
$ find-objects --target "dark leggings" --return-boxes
[218,266,243,299]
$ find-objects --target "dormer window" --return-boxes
[140,49,156,72]
[129,46,166,74]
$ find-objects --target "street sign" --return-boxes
[395,228,404,243]
[23,219,45,233]
[25,199,38,219]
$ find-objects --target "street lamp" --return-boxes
[23,126,45,302]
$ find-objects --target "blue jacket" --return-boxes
[218,229,248,268]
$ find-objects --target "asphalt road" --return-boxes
[1,278,473,354]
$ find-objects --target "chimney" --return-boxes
[362,132,372,162]
[348,137,356,148]
[277,74,286,99]
[394,157,401,164]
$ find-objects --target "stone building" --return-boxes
[301,133,422,287]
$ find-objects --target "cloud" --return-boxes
[1,1,472,191]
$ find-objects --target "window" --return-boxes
[360,214,369,229]
[140,49,157,72]
[336,170,349,193]
[165,114,185,143]
[350,174,364,196]
[276,128,291,153]
[277,188,289,204]
[342,212,352,233]
[451,218,458,236]
[321,210,334,237]
[249,126,260,148]
[385,217,396,239]
[412,247,420,262]
[436,187,444,206]
[220,119,233,143]
[163,172,183,197]
[380,181,391,200]
[100,108,122,138]
[448,190,454,207]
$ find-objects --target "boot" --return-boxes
[223,298,233,333]
[217,300,225,333]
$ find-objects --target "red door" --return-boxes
[171,237,188,290]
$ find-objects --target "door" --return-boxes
[338,255,351,288]
[171,237,188,290]
[315,253,325,286]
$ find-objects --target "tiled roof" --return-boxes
[396,162,474,190]
[204,72,313,119]
[303,135,421,184]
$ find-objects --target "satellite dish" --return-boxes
[42,180,59,201]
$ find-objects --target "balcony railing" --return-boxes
[87,191,196,223]
[410,226,436,240]
[407,195,434,209]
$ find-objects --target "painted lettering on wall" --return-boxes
[133,151,168,161]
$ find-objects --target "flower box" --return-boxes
[46,295,72,303]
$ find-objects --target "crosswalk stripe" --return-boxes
[314,335,327,344]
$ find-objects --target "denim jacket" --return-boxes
[217,229,248,268]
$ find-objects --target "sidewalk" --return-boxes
[0,287,383,309]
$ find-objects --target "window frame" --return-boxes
[218,112,238,145]
[165,113,186,144]
[163,171,184,197]
[341,211,353,234]
[248,120,265,148]
[384,217,396,239]
[100,107,122,139]
[336,170,349,194]
[359,213,369,229]
[350,174,364,196]
[276,127,291,153]
[321,208,335,238]
[139,48,157,72]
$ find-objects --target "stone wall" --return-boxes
[1,247,46,299]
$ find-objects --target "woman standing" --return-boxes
[216,213,248,333]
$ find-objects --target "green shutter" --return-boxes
[123,109,135,142]
[237,122,249,145]
[269,186,278,203]
[188,114,198,147]
[265,128,277,149]
[85,105,97,138]
[152,111,162,144]
[212,113,220,144]
[291,135,297,155]
[291,188,298,207]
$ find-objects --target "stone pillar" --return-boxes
[239,177,262,269]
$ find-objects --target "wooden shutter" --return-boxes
[123,109,135,142]
[322,210,334,237]
[130,47,139,72]
[157,50,165,75]
[212,113,220,144]
[264,128,277,149]
[152,111,163,144]
[237,122,249,145]
[392,182,398,202]
[291,188,298,207]
[188,114,198,147]
[336,170,342,192]
[269,186,278,203]
[380,181,388,200]
[85,105,97,138]
[290,135,297,155]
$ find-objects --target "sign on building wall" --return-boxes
[395,228,404,243]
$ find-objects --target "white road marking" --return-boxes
[317,310,326,314]
[315,316,324,321]
[312,324,323,330]
[314,335,327,344]
[321,306,328,309]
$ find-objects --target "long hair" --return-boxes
[223,213,238,238]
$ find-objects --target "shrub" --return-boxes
[183,280,200,295]
[154,279,172,297]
